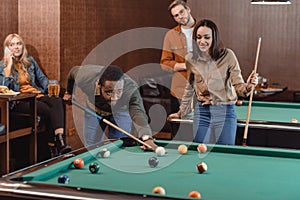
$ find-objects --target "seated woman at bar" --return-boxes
[0,33,71,157]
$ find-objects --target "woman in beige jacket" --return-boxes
[168,19,258,145]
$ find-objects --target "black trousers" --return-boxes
[170,94,180,114]
[13,96,65,134]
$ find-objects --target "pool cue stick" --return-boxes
[242,37,262,146]
[71,99,152,149]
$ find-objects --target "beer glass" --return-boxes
[48,80,60,97]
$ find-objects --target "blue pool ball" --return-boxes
[89,162,100,173]
[148,156,159,168]
[58,175,70,184]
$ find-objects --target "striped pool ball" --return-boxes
[197,162,208,174]
[58,175,70,184]
[152,186,166,195]
[89,162,100,173]
[73,158,84,169]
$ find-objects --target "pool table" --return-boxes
[1,139,300,199]
[170,101,300,149]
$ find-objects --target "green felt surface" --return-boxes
[22,140,300,200]
[235,101,300,123]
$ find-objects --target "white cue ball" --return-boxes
[155,146,166,156]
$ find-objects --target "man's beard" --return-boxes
[94,95,112,113]
[181,14,191,26]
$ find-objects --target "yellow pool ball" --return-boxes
[290,118,298,123]
[178,144,188,154]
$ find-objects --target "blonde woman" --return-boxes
[0,33,71,157]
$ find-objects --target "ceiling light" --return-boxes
[251,0,291,5]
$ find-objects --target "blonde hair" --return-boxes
[2,33,31,80]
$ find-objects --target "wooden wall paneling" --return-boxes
[18,0,60,80]
[60,0,89,86]
[60,0,88,149]
[0,0,18,58]
[189,0,300,90]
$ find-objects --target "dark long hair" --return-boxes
[192,19,225,61]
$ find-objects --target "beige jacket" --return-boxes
[180,49,252,116]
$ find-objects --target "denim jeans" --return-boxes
[83,110,132,146]
[193,103,237,145]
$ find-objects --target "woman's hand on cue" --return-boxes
[247,71,259,86]
[167,112,181,121]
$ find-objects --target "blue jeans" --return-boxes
[193,103,237,145]
[83,110,132,146]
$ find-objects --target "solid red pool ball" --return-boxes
[89,162,100,173]
[236,100,243,106]
[178,144,188,154]
[196,162,207,174]
[73,158,84,169]
[152,186,166,195]
[148,157,159,168]
[188,190,201,199]
[58,175,70,184]
[197,144,207,153]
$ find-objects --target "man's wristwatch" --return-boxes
[141,135,153,142]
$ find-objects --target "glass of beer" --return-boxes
[48,80,60,97]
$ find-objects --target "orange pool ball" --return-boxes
[197,144,207,153]
[73,158,84,169]
[188,190,201,199]
[236,100,243,106]
[152,186,166,195]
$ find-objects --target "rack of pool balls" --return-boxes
[57,144,207,199]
